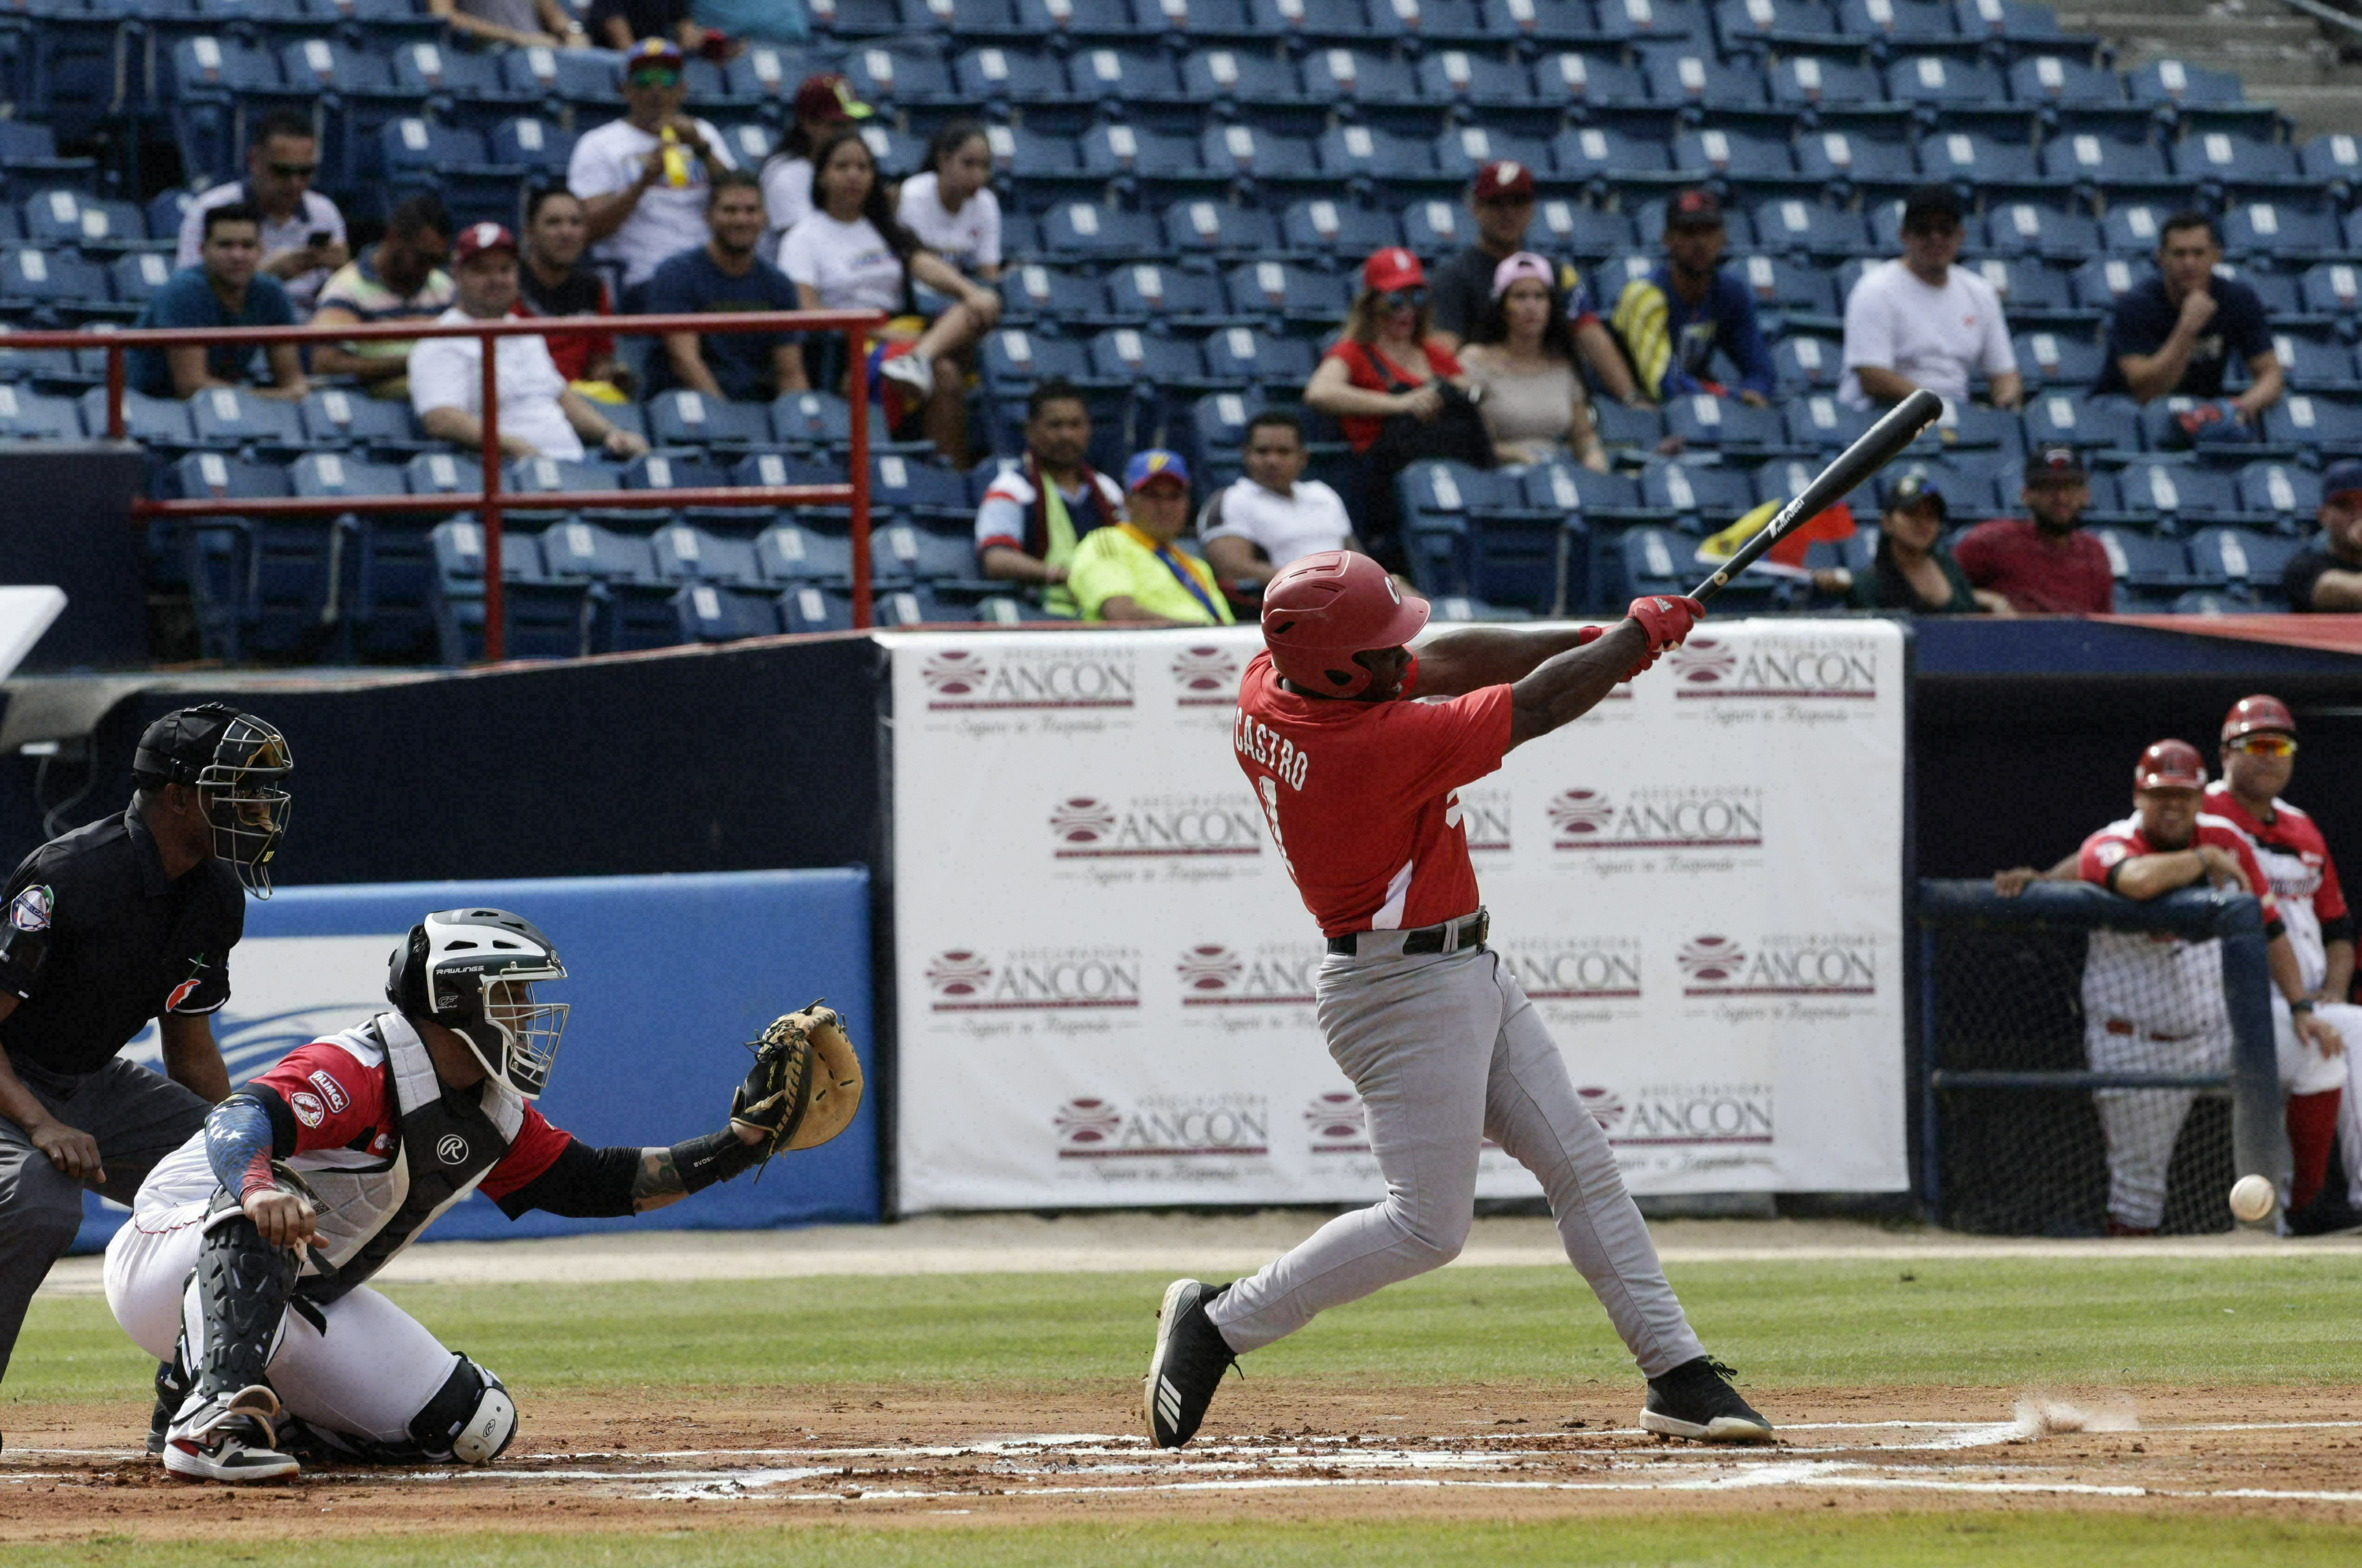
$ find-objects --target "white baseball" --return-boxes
[2228,1174,2276,1224]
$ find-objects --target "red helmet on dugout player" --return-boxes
[2133,739,2207,792]
[2221,693,2296,744]
[1261,551,1429,699]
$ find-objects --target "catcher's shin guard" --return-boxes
[278,1355,517,1467]
[147,1350,189,1458]
[170,1192,298,1439]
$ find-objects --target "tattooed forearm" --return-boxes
[630,1145,688,1213]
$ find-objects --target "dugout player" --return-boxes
[1145,556,1771,1449]
[2203,695,2362,1232]
[105,908,853,1483]
[0,704,290,1427]
[2070,740,2342,1236]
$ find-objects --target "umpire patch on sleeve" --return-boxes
[7,885,52,932]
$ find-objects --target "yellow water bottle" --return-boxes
[659,125,691,189]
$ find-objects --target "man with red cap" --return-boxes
[2068,739,2337,1234]
[1144,563,1772,1450]
[2204,696,2360,1232]
[1427,161,1637,403]
[410,222,650,463]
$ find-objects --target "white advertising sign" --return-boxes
[885,620,1909,1213]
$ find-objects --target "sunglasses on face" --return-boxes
[1378,288,1427,310]
[628,69,682,88]
[2233,734,2297,759]
[268,162,318,178]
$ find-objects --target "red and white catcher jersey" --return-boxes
[2202,783,2351,993]
[1233,650,1512,938]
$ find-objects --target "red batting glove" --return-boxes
[1575,624,1605,646]
[1624,594,1704,678]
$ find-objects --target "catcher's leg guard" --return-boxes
[283,1354,517,1466]
[146,1350,188,1458]
[168,1192,297,1447]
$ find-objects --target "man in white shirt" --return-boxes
[410,223,652,464]
[173,113,348,317]
[567,38,737,294]
[1198,410,1358,592]
[1840,185,2022,412]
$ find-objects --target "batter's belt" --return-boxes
[1327,910,1489,959]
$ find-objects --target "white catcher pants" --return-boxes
[105,1200,464,1445]
[1206,941,1707,1378]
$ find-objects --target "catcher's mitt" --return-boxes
[730,1000,864,1172]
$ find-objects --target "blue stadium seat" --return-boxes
[160,38,281,187]
[2012,330,2105,391]
[1532,200,1638,258]
[2125,58,2244,108]
[1416,48,1535,107]
[1603,523,1776,607]
[896,0,1017,33]
[498,45,619,112]
[1638,458,1753,529]
[1663,393,1788,452]
[1369,0,1495,43]
[1105,263,1232,325]
[806,0,907,31]
[1595,0,1709,41]
[870,452,972,522]
[755,520,855,585]
[1039,201,1167,259]
[488,118,576,177]
[981,327,1097,392]
[1402,197,1473,255]
[2083,526,2191,603]
[1672,127,1800,192]
[290,451,409,501]
[620,452,726,503]
[1181,46,1304,109]
[841,43,959,109]
[2171,130,2304,190]
[1592,397,1668,454]
[2297,132,2362,190]
[1794,129,1917,194]
[1298,47,1422,107]
[1162,199,1283,261]
[1019,0,1144,39]
[1432,125,1551,183]
[1770,333,1844,393]
[82,388,194,449]
[2262,394,2362,456]
[1551,124,1675,189]
[1202,326,1319,389]
[1750,198,1871,258]
[873,519,985,587]
[1915,130,2041,191]
[1767,53,1885,109]
[2068,254,2142,314]
[2038,132,2171,189]
[2022,391,2141,454]
[2220,201,2342,261]
[1493,0,1613,47]
[2113,458,2241,527]
[379,118,492,189]
[1150,0,1263,41]
[1715,0,1845,52]
[303,387,427,456]
[2184,527,2301,598]
[1280,198,1402,258]
[22,190,143,251]
[776,582,856,634]
[1734,253,1838,321]
[188,386,305,453]
[2264,331,2357,394]
[0,248,105,323]
[723,43,820,106]
[1885,55,2001,107]
[955,45,1070,107]
[1786,393,1878,451]
[1077,120,1225,201]
[1833,0,1958,41]
[648,389,775,451]
[995,262,1097,325]
[407,450,483,498]
[1965,256,2073,320]
[2234,461,2321,532]
[1223,258,1352,324]
[533,519,682,654]
[1983,200,2101,261]
[671,579,784,642]
[1069,45,1186,110]
[1529,50,1652,110]
[1198,124,1323,191]
[1314,124,1446,203]
[0,383,80,440]
[2008,53,2120,107]
[651,524,765,587]
[984,123,1088,206]
[109,253,177,309]
[1089,326,1209,386]
[2298,261,2362,317]
[1643,46,1766,110]
[390,39,529,130]
[1245,0,1374,38]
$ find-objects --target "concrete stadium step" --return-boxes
[2054,0,2362,136]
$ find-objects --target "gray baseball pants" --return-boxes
[0,1055,210,1387]
[1205,940,1708,1378]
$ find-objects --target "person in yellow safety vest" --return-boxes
[972,379,1126,618]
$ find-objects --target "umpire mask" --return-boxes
[133,704,294,898]
[387,909,570,1098]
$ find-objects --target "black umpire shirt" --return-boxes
[0,805,241,1077]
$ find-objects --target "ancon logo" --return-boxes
[1680,933,1876,996]
[1549,785,1762,850]
[922,647,1136,710]
[1670,637,1878,700]
[1050,794,1264,858]
[1503,940,1643,1000]
[927,948,1141,1011]
[1176,942,1318,1005]
[1055,1094,1270,1158]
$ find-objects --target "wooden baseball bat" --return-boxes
[1685,387,1946,605]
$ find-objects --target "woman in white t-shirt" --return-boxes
[780,128,1002,464]
[896,121,1002,281]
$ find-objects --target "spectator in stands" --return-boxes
[1069,452,1234,626]
[174,113,347,319]
[1303,247,1488,565]
[760,75,870,258]
[643,170,808,403]
[780,127,1001,465]
[129,205,309,402]
[427,0,589,48]
[1198,410,1358,601]
[588,0,721,55]
[1610,189,1775,409]
[897,121,1002,282]
[569,39,738,295]
[1840,185,2021,412]
[1808,469,2005,614]
[2283,459,2362,613]
[1427,161,1636,403]
[516,187,631,397]
[1951,446,2113,614]
[1460,253,1611,471]
[974,379,1125,618]
[309,196,455,401]
[2096,212,2282,428]
[409,222,651,464]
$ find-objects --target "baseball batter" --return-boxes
[104,907,861,1482]
[1145,553,1770,1449]
[2073,740,2338,1235]
[2202,695,2361,1231]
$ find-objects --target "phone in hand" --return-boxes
[306,229,333,250]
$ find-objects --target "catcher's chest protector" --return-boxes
[296,1013,524,1305]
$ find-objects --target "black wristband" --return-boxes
[670,1127,764,1194]
[2291,998,2317,1015]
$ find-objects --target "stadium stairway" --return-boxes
[2054,0,2362,133]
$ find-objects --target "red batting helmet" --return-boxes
[2134,739,2207,792]
[2221,693,2296,744]
[1261,551,1429,699]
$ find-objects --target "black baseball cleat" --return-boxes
[1639,1356,1774,1444]
[1145,1278,1239,1450]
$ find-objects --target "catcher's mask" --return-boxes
[132,703,293,898]
[387,909,569,1097]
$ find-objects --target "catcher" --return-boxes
[101,907,860,1483]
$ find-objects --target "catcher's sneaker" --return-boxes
[1145,1278,1238,1450]
[1639,1357,1773,1445]
[163,1386,299,1483]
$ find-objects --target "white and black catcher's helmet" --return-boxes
[386,909,569,1097]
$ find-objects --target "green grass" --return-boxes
[13,1516,2362,1568]
[14,1254,2362,1406]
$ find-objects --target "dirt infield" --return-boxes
[7,1383,2360,1542]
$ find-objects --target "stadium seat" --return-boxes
[1734,252,1838,322]
[870,453,972,523]
[1298,48,1423,108]
[1794,129,1917,196]
[1596,0,1710,41]
[1770,334,1844,394]
[1551,124,1675,194]
[1915,131,2043,194]
[0,249,109,323]
[1643,47,1767,112]
[1089,327,1209,388]
[841,44,959,110]
[956,45,1070,108]
[407,450,483,498]
[648,389,775,452]
[873,519,986,588]
[1102,263,1232,327]
[671,579,785,643]
[2261,331,2357,395]
[2184,527,2301,598]
[1316,124,1449,205]
[1767,53,1886,111]
[1416,49,1533,107]
[1983,201,2101,262]
[2088,525,2192,597]
[1202,326,1319,390]
[1886,55,2003,108]
[1592,398,1669,454]
[302,388,429,458]
[1039,200,1169,259]
[2012,330,2106,391]
[488,118,576,178]
[2262,395,2362,456]
[2219,201,2342,261]
[1181,47,1303,109]
[2022,392,2141,455]
[1530,50,1653,111]
[2297,132,2362,190]
[2298,261,2362,317]
[1663,392,1788,453]
[776,582,857,634]
[2008,53,2120,107]
[2125,58,2245,108]
[2038,132,2173,192]
[1638,458,1753,530]
[1749,198,1871,258]
[651,524,765,588]
[1162,200,1283,261]
[981,327,1097,394]
[1198,124,1324,193]
[1965,256,2075,321]
[2068,254,2143,313]
[1786,393,1879,451]
[2233,461,2321,532]
[108,253,176,310]
[187,386,306,455]
[1280,198,1403,259]
[1716,0,1847,53]
[22,190,143,251]
[1223,258,1352,325]
[1496,0,1617,48]
[755,521,856,585]
[1402,198,1473,256]
[2113,458,2242,528]
[0,382,79,441]
[2171,130,2304,192]
[1672,128,1800,194]
[1433,126,1552,183]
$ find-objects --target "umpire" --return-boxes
[0,703,291,1416]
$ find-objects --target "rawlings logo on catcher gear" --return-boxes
[436,1133,470,1166]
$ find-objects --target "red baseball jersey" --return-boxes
[1233,650,1512,937]
[2202,783,2350,986]
[250,1037,573,1204]
[2077,812,2282,928]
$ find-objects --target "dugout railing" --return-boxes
[1916,878,2281,1236]
[0,309,885,661]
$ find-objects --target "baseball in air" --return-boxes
[2228,1174,2276,1224]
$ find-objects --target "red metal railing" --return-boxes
[0,310,884,661]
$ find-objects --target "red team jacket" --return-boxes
[1233,651,1512,937]
[248,1036,573,1207]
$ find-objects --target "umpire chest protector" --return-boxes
[296,1012,524,1305]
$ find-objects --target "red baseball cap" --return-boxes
[2134,739,2207,792]
[1363,246,1424,294]
[793,72,873,124]
[1471,160,1536,201]
[452,222,517,264]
